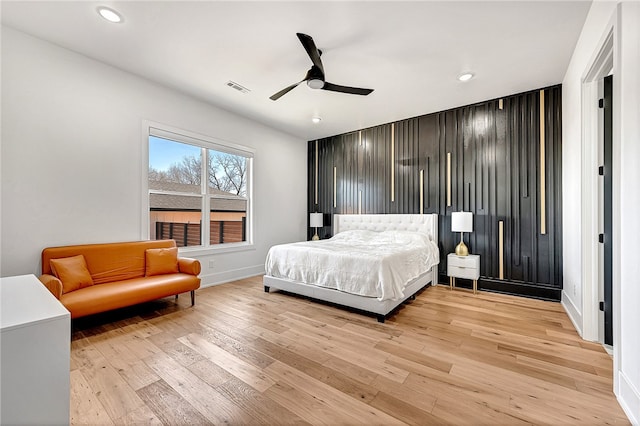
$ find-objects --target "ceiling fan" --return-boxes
[270,33,374,101]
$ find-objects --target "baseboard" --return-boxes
[199,265,264,288]
[561,290,583,337]
[618,371,640,425]
[437,275,561,301]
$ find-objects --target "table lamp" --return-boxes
[451,211,473,256]
[310,212,323,241]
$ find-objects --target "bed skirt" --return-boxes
[263,266,437,323]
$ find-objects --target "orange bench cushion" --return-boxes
[60,273,200,318]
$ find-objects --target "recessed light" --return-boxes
[458,72,474,82]
[311,117,322,124]
[97,6,123,23]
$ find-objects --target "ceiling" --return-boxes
[1,1,591,141]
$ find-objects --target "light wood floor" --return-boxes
[70,276,630,425]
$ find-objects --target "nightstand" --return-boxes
[447,253,480,294]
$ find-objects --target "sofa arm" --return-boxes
[39,274,63,299]
[178,257,201,276]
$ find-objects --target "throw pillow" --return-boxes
[145,247,179,276]
[50,255,94,294]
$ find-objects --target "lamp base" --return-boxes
[311,232,320,241]
[455,241,469,256]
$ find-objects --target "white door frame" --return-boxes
[580,26,614,343]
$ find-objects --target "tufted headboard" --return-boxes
[333,214,438,242]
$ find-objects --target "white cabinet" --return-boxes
[447,254,480,294]
[1,274,70,425]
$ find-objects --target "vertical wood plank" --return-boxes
[420,169,424,215]
[499,220,505,279]
[540,89,547,235]
[391,123,395,203]
[447,152,451,207]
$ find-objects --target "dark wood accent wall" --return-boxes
[308,85,562,301]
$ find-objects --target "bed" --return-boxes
[263,214,439,322]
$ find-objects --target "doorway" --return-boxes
[579,27,613,346]
[600,74,613,347]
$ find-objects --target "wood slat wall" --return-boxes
[307,85,563,300]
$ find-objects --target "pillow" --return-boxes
[145,247,179,276]
[50,255,94,294]
[330,229,378,242]
[379,230,432,245]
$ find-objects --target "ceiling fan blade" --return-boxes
[269,80,304,101]
[322,82,374,96]
[296,33,324,75]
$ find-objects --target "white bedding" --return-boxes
[265,230,440,301]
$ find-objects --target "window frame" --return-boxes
[142,121,255,255]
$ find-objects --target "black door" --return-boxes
[603,75,613,346]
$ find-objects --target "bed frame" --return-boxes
[263,214,439,322]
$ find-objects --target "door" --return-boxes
[602,74,613,346]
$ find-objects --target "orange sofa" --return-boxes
[39,240,201,319]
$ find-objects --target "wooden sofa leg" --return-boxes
[191,290,195,306]
[175,295,179,301]
[264,286,270,293]
[376,314,385,323]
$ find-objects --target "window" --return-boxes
[147,125,253,250]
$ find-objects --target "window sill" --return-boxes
[178,242,255,257]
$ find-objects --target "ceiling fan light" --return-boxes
[307,78,325,90]
[458,72,474,82]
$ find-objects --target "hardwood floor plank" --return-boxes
[249,334,379,402]
[146,331,206,367]
[277,319,410,383]
[264,380,350,425]
[450,360,622,419]
[508,393,626,424]
[246,324,334,365]
[144,351,258,424]
[216,376,311,425]
[282,311,379,348]
[375,340,453,373]
[70,337,105,371]
[178,332,276,392]
[431,391,535,425]
[136,379,211,425]
[197,322,276,370]
[370,375,438,414]
[78,349,146,420]
[515,353,613,389]
[322,355,379,386]
[89,327,161,391]
[69,369,114,425]
[113,405,163,425]
[264,360,404,425]
[369,390,445,425]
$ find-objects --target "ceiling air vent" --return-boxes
[225,80,250,94]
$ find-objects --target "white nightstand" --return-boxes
[447,253,480,294]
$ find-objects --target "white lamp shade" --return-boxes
[310,213,323,228]
[451,211,473,233]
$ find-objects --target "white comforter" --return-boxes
[265,230,440,301]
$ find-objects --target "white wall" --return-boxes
[0,27,307,285]
[616,3,640,422]
[562,2,640,423]
[561,0,617,334]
